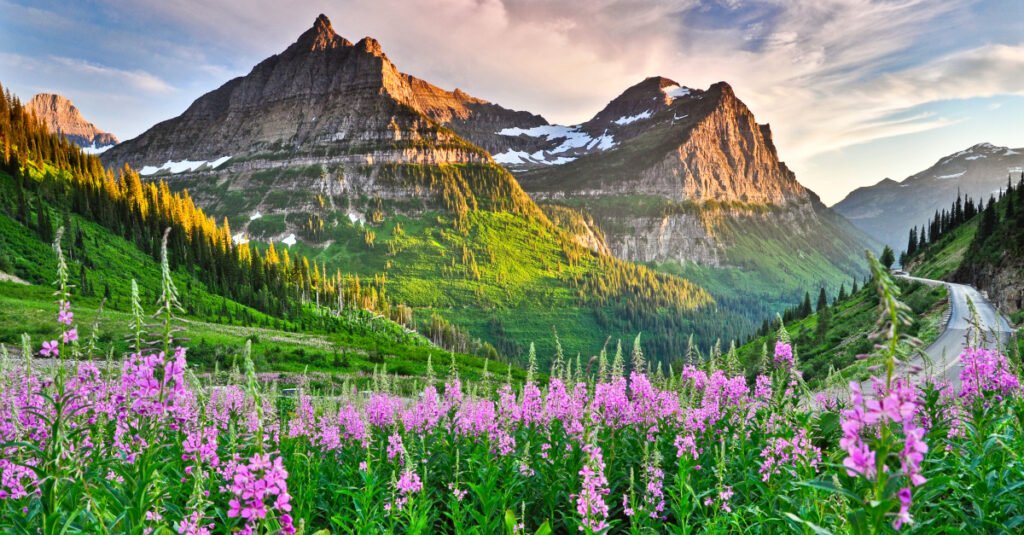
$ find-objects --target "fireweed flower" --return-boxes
[40,340,59,357]
[386,433,404,462]
[391,469,423,512]
[759,428,822,482]
[575,443,610,533]
[57,301,73,326]
[222,453,295,534]
[773,341,793,369]
[959,348,1020,401]
[839,379,928,529]
[62,328,78,344]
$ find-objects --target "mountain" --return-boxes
[25,93,118,153]
[102,15,727,363]
[458,77,872,318]
[834,143,1024,252]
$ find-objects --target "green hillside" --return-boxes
[736,276,947,386]
[904,176,1024,355]
[168,158,752,366]
[0,166,522,389]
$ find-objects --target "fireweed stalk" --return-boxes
[835,252,931,533]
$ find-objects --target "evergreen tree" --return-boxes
[800,292,812,318]
[816,287,828,312]
[879,245,895,270]
[978,196,998,241]
[816,301,831,343]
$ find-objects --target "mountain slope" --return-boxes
[834,143,1024,252]
[735,279,947,386]
[25,93,118,153]
[907,172,1024,318]
[100,15,726,363]
[462,78,872,323]
[0,81,520,386]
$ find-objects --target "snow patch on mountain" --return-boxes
[614,110,652,125]
[934,171,966,180]
[281,234,297,246]
[662,85,691,99]
[497,124,578,139]
[139,156,232,176]
[81,143,114,155]
[249,211,262,221]
[494,149,537,165]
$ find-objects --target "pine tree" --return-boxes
[816,287,828,312]
[879,245,895,270]
[816,300,831,343]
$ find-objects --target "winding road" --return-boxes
[897,275,1014,387]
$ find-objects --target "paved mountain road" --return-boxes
[897,275,1014,387]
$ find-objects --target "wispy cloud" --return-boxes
[48,56,174,94]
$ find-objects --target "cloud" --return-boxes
[48,56,175,94]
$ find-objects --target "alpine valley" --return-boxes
[100,14,872,364]
[4,5,1024,534]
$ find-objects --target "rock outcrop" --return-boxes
[26,94,118,151]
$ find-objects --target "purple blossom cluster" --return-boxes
[758,428,822,482]
[575,443,611,533]
[959,347,1021,401]
[840,378,928,529]
[222,453,295,534]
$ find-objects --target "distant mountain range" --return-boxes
[100,14,873,357]
[26,93,118,153]
[834,143,1024,252]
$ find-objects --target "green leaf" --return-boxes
[795,479,861,501]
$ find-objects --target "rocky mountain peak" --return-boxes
[355,36,385,57]
[293,14,350,52]
[26,93,118,151]
[589,76,690,126]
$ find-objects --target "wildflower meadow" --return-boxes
[1,234,1022,534]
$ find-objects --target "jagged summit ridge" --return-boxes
[103,14,543,169]
[292,14,350,51]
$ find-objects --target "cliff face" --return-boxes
[102,14,542,222]
[834,143,1024,252]
[489,79,867,283]
[26,94,118,150]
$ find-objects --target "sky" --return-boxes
[1,0,1021,205]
